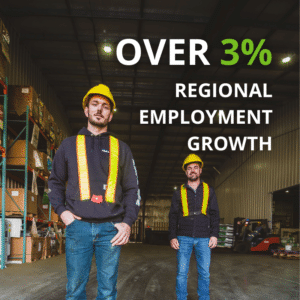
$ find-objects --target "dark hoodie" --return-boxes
[169,180,220,240]
[48,127,140,226]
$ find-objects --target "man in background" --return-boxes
[169,154,220,300]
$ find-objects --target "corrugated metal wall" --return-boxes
[5,21,71,135]
[214,101,299,224]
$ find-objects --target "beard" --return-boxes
[88,112,110,128]
[187,172,200,181]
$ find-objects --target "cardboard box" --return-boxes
[31,123,40,149]
[38,99,45,129]
[0,188,38,215]
[33,150,43,169]
[8,86,39,119]
[37,206,58,222]
[46,113,54,138]
[50,122,56,144]
[7,139,36,169]
[9,237,44,263]
[40,151,48,173]
[0,52,7,83]
[43,106,49,134]
[1,19,10,63]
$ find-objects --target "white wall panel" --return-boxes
[214,101,299,224]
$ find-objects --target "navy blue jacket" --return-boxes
[48,127,140,226]
[169,180,220,240]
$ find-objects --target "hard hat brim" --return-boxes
[83,93,116,111]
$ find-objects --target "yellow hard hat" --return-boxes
[82,84,116,111]
[182,154,204,171]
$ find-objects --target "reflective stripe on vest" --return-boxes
[180,184,189,217]
[105,136,119,203]
[76,135,119,202]
[201,182,209,215]
[180,182,210,216]
[76,135,90,201]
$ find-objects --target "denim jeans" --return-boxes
[176,236,211,300]
[65,219,121,300]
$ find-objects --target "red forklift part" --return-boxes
[251,237,280,252]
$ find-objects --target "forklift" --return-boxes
[233,218,281,253]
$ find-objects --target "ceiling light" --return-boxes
[282,56,291,63]
[174,186,177,190]
[285,190,289,193]
[103,45,112,53]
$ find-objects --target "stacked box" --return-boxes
[0,52,6,83]
[47,114,56,143]
[9,237,44,263]
[38,99,45,129]
[1,20,10,63]
[8,86,39,120]
[0,188,38,215]
[0,19,9,82]
[7,139,36,169]
[40,151,49,174]
[43,106,49,134]
[38,205,59,222]
[218,224,234,248]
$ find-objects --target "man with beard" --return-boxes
[169,154,220,300]
[48,84,141,300]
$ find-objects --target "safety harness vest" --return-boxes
[180,182,210,217]
[76,135,119,203]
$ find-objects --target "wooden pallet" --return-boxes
[5,211,23,217]
[273,250,300,260]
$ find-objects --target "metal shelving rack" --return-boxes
[0,77,8,269]
[0,82,63,268]
[5,106,30,266]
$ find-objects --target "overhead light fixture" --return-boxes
[285,190,289,193]
[282,56,291,64]
[174,186,177,190]
[103,45,112,53]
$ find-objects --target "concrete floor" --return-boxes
[0,244,299,300]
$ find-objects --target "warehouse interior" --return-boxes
[0,0,299,299]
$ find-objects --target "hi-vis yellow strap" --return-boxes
[180,185,189,217]
[105,136,119,203]
[180,182,210,217]
[76,135,90,201]
[201,182,209,216]
[76,135,119,202]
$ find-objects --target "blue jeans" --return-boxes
[176,236,211,300]
[65,219,121,300]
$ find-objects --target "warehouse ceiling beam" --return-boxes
[1,8,297,31]
[64,0,92,88]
